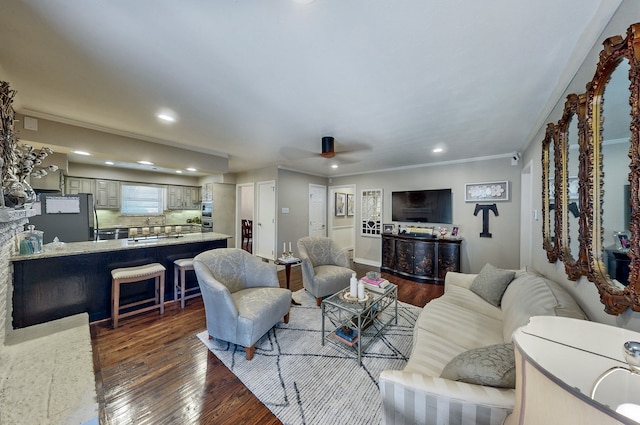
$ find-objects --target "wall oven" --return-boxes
[201,201,213,232]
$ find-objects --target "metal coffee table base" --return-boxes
[321,284,398,365]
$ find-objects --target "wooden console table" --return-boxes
[381,233,461,284]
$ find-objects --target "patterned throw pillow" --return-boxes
[470,263,515,307]
[440,343,516,389]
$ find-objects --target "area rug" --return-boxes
[197,289,421,425]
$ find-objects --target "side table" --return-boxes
[275,257,302,305]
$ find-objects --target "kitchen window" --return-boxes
[121,184,165,215]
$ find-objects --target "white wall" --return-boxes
[332,156,522,273]
[522,0,640,330]
[276,168,327,257]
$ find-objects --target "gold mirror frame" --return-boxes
[542,122,560,263]
[583,25,640,314]
[558,93,590,280]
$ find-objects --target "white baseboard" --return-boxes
[354,257,380,268]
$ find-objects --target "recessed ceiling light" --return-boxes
[433,148,444,153]
[73,150,91,156]
[331,164,338,169]
[176,170,183,174]
[186,167,197,172]
[157,113,176,123]
[137,160,154,165]
[105,161,114,165]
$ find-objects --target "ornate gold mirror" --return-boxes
[542,123,560,263]
[558,93,588,279]
[585,27,636,314]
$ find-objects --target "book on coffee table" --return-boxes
[334,329,359,346]
[360,277,391,293]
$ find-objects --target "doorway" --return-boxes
[256,180,277,260]
[308,184,327,237]
[236,183,254,250]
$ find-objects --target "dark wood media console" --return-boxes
[381,233,462,284]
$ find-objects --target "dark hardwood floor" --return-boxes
[90,262,444,424]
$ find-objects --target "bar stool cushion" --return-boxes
[112,263,166,280]
[174,258,194,269]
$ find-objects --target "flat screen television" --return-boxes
[391,189,452,223]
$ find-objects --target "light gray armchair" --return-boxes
[297,236,355,306]
[193,248,291,360]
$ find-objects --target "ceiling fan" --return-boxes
[320,136,337,158]
[280,136,370,165]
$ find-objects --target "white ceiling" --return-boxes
[0,0,624,177]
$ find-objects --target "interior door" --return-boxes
[309,184,326,237]
[256,180,276,260]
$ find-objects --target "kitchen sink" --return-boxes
[96,228,129,240]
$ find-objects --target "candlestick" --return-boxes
[289,241,292,252]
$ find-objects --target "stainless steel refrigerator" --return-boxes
[28,193,96,243]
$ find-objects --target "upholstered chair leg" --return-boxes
[316,297,322,306]
[284,313,290,324]
[245,345,255,360]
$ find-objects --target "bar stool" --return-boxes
[111,263,166,328]
[173,258,200,308]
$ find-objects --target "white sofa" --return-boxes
[379,268,587,425]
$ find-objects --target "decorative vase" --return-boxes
[3,179,36,209]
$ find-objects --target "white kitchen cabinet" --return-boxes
[168,186,200,210]
[95,180,120,209]
[201,182,213,202]
[183,186,199,208]
[167,186,184,209]
[65,177,95,195]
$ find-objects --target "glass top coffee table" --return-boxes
[321,282,398,365]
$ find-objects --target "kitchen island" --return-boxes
[11,232,231,328]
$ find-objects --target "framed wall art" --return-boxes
[347,193,355,216]
[465,181,510,202]
[335,192,346,216]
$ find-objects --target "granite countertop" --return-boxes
[11,232,231,261]
[100,223,202,229]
